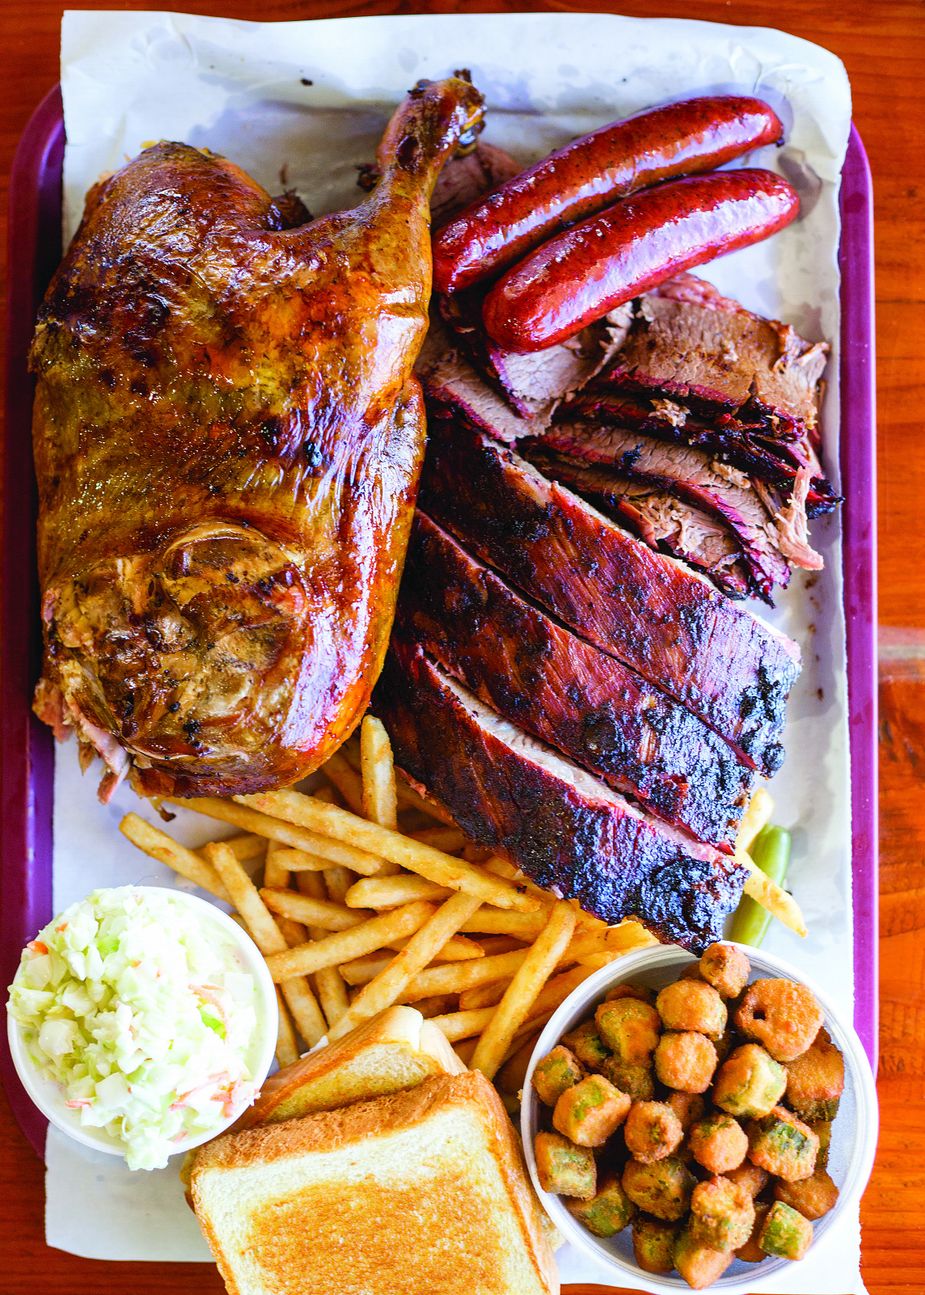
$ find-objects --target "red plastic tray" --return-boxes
[0,86,878,1159]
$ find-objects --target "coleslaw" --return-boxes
[7,886,262,1169]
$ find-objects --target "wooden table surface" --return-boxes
[1,1,922,1291]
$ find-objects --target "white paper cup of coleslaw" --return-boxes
[521,943,878,1294]
[7,885,278,1166]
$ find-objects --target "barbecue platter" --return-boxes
[5,30,875,1293]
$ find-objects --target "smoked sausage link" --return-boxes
[433,95,784,294]
[481,169,800,353]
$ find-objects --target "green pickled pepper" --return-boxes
[730,826,792,947]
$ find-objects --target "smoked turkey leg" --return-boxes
[31,74,484,799]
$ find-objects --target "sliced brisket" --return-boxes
[399,512,753,847]
[374,641,747,952]
[603,275,828,439]
[530,422,822,593]
[416,320,531,443]
[524,445,753,600]
[562,389,840,518]
[418,421,800,776]
[439,289,632,427]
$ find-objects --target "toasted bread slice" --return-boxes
[191,1070,559,1295]
[241,1005,464,1127]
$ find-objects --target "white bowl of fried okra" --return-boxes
[521,942,878,1292]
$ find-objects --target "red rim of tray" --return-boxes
[0,86,879,1161]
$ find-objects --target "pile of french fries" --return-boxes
[119,717,805,1091]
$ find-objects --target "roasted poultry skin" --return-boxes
[31,75,484,799]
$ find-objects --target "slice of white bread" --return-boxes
[241,1005,464,1127]
[191,1069,559,1295]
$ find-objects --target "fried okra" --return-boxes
[747,1105,819,1181]
[666,1091,706,1132]
[624,1101,684,1163]
[713,1043,786,1118]
[759,1200,814,1260]
[785,1027,845,1121]
[654,1031,717,1093]
[689,1175,755,1250]
[531,1045,584,1106]
[566,1174,636,1236]
[632,1216,677,1274]
[736,1201,771,1263]
[562,1019,609,1070]
[699,943,750,999]
[622,1156,695,1221]
[735,978,824,1062]
[810,1118,833,1168]
[601,1057,655,1101]
[688,1113,748,1174]
[534,1131,596,1199]
[656,979,727,1039]
[726,1161,770,1199]
[595,998,661,1063]
[553,1074,631,1146]
[673,1227,734,1289]
[773,1169,840,1220]
[605,981,656,1005]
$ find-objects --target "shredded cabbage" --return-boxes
[7,887,262,1170]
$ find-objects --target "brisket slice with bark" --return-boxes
[529,422,823,593]
[419,420,800,776]
[374,640,746,952]
[523,446,753,600]
[416,320,530,443]
[562,389,840,518]
[399,512,753,848]
[603,275,828,439]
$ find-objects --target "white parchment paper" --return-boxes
[46,10,863,1289]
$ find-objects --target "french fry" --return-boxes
[295,872,350,1030]
[429,1006,498,1042]
[204,842,327,1046]
[274,988,300,1068]
[461,961,598,1014]
[220,833,268,864]
[235,790,539,913]
[737,786,774,855]
[319,750,365,815]
[345,874,452,910]
[261,847,332,873]
[272,915,329,1045]
[321,866,355,904]
[263,839,290,891]
[413,994,459,1019]
[260,887,372,932]
[120,813,229,901]
[497,1030,543,1095]
[470,936,528,957]
[458,909,548,940]
[398,927,617,1002]
[173,797,384,875]
[358,716,400,876]
[310,783,339,805]
[360,716,399,830]
[739,853,807,937]
[263,901,434,982]
[327,891,482,1041]
[410,826,468,853]
[470,902,577,1080]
